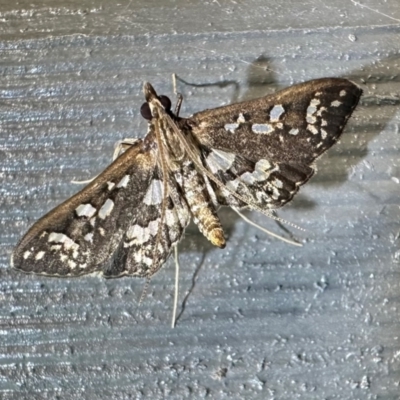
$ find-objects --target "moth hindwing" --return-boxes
[12,78,362,278]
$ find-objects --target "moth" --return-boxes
[11,78,362,279]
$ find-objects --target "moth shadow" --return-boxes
[172,206,244,323]
[173,203,302,324]
[175,75,242,104]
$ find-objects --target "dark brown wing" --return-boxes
[11,140,157,277]
[105,170,191,278]
[201,149,314,209]
[187,78,362,209]
[190,78,362,165]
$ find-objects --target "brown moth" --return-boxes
[11,78,362,278]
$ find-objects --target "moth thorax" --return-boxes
[149,103,160,118]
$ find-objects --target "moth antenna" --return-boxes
[264,212,307,232]
[172,73,183,116]
[171,244,180,328]
[232,208,303,246]
[172,73,178,94]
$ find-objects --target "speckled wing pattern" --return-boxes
[193,78,362,209]
[11,78,362,278]
[107,168,191,278]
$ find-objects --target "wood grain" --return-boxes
[1,1,400,399]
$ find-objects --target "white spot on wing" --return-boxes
[252,168,270,182]
[271,186,280,200]
[320,128,328,139]
[289,128,299,135]
[35,251,45,260]
[107,181,115,191]
[76,203,97,218]
[237,113,246,123]
[236,159,272,186]
[126,218,160,246]
[306,98,320,124]
[252,124,274,135]
[317,106,327,117]
[157,243,164,253]
[127,224,150,244]
[307,124,319,135]
[68,260,77,269]
[226,179,241,190]
[117,175,130,188]
[273,179,283,189]
[255,159,272,171]
[224,123,239,133]
[48,233,79,251]
[331,100,341,107]
[165,209,177,228]
[98,199,114,219]
[206,149,236,173]
[238,172,255,185]
[340,90,346,97]
[84,233,94,243]
[269,105,285,121]
[148,219,160,236]
[133,252,152,266]
[23,251,31,260]
[143,179,163,205]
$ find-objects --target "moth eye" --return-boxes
[159,95,171,111]
[140,102,152,120]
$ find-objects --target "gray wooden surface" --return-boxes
[1,1,400,399]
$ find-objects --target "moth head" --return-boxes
[141,82,172,121]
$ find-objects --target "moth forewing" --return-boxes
[12,78,362,282]
[11,141,158,276]
[191,78,362,165]
[190,78,362,211]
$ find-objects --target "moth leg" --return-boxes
[171,244,180,328]
[71,175,98,185]
[172,73,183,117]
[174,94,183,117]
[232,208,302,247]
[71,138,141,185]
[113,138,141,160]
